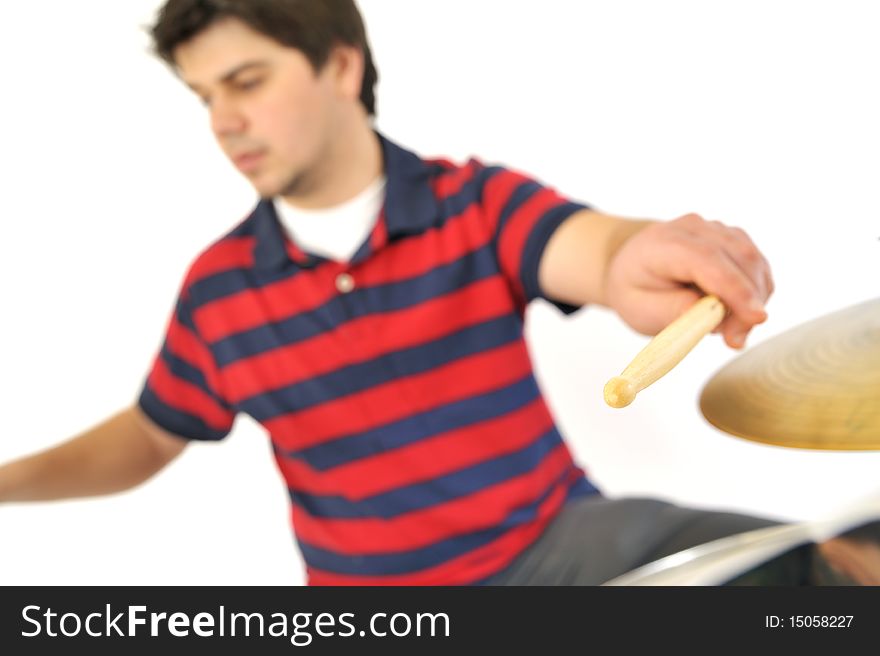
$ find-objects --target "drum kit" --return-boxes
[602,296,880,584]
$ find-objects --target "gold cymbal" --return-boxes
[699,297,880,450]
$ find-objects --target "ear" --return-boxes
[325,43,365,103]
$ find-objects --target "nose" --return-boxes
[210,97,247,138]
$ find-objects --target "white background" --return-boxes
[1,0,878,585]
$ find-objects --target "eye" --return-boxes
[235,77,263,92]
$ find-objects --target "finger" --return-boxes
[754,251,774,307]
[666,217,771,348]
[730,226,775,303]
[704,222,772,304]
[712,272,765,349]
[663,286,707,330]
[674,216,775,307]
[716,312,760,349]
[617,286,705,336]
[692,225,772,348]
[670,212,710,235]
[657,234,768,330]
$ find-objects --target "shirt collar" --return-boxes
[252,132,439,272]
[378,132,439,238]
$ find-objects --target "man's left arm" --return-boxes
[537,209,774,349]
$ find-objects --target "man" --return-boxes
[0,0,799,585]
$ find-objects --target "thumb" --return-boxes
[663,287,707,328]
[620,286,704,335]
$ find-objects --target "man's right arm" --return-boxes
[0,406,188,503]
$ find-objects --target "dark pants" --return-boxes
[482,496,828,585]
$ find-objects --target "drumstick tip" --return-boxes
[604,376,636,408]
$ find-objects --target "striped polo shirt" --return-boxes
[138,134,600,585]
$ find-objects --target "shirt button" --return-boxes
[335,272,355,294]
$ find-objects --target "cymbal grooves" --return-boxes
[700,298,880,450]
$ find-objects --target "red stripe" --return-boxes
[193,203,492,343]
[219,275,515,403]
[305,467,579,585]
[266,339,533,451]
[192,259,342,343]
[285,238,313,265]
[427,158,479,199]
[481,169,532,234]
[147,358,232,430]
[275,396,554,499]
[166,312,228,396]
[497,187,566,298]
[290,442,573,554]
[184,236,256,287]
[368,208,388,252]
[165,315,216,376]
[353,202,489,288]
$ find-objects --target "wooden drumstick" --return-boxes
[604,295,727,408]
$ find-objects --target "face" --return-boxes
[174,18,352,199]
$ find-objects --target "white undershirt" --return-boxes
[273,176,387,263]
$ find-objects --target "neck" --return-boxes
[280,118,382,210]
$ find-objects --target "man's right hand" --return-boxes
[0,406,188,503]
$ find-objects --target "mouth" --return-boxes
[231,150,266,173]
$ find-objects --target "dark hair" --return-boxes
[151,0,378,116]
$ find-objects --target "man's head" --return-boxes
[151,0,378,200]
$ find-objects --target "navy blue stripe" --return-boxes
[210,243,499,368]
[137,386,229,441]
[296,465,577,577]
[238,313,522,423]
[520,200,587,308]
[282,374,541,471]
[159,343,231,409]
[175,296,198,334]
[290,427,564,520]
[438,165,499,219]
[189,264,301,307]
[165,298,233,411]
[567,475,600,499]
[495,179,543,237]
[188,271,248,311]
